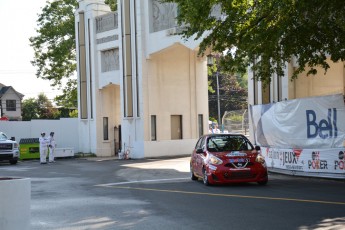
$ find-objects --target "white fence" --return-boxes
[0,118,79,153]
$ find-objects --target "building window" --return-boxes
[171,115,182,140]
[103,117,109,140]
[151,0,178,32]
[151,115,157,141]
[101,48,119,72]
[198,114,203,137]
[6,100,16,111]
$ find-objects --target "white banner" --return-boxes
[249,94,345,148]
[262,147,345,176]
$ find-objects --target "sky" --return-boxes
[0,0,62,100]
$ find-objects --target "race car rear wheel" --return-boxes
[190,164,198,181]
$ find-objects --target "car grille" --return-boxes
[223,171,256,180]
[224,162,254,168]
[0,154,14,159]
[0,143,12,150]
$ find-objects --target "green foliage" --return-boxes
[29,0,78,88]
[30,0,117,108]
[228,114,243,122]
[54,78,78,108]
[105,0,117,11]
[37,93,60,119]
[208,80,215,93]
[207,54,247,119]
[22,93,60,120]
[69,109,78,118]
[22,98,39,121]
[209,117,217,123]
[208,70,247,119]
[164,0,345,85]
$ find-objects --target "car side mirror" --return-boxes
[196,148,204,154]
[10,137,15,141]
[255,146,261,151]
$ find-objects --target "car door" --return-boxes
[194,136,206,177]
[191,137,202,172]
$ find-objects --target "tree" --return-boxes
[208,71,247,121]
[29,0,117,108]
[37,93,60,119]
[22,93,60,120]
[29,0,78,106]
[22,98,39,121]
[164,0,345,85]
[54,78,78,108]
[69,109,78,118]
[105,0,117,11]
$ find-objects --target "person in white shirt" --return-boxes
[48,132,56,163]
[39,132,49,164]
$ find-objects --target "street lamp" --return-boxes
[207,54,221,129]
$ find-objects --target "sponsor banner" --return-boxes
[262,147,345,174]
[249,94,345,148]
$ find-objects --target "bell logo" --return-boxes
[306,108,338,139]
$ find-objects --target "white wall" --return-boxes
[0,118,79,152]
[144,139,196,158]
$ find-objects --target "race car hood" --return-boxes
[213,150,259,162]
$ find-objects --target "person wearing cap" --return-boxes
[39,132,49,164]
[48,132,56,163]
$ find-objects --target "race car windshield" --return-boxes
[207,135,253,152]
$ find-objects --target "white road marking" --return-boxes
[96,177,189,187]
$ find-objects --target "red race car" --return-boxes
[190,134,268,186]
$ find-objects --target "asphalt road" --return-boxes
[0,157,344,230]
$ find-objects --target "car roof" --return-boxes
[203,133,246,137]
[202,134,250,141]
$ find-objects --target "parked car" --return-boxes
[190,134,268,186]
[0,132,19,165]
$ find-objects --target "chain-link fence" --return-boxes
[221,109,249,136]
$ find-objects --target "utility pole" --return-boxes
[207,54,222,128]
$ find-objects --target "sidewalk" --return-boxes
[76,153,191,162]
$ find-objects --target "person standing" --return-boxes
[39,132,49,164]
[48,132,56,163]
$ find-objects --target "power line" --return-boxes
[0,71,35,74]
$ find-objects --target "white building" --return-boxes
[248,58,345,142]
[0,83,24,121]
[248,58,345,105]
[75,0,209,158]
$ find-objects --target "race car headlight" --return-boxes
[209,155,223,165]
[255,154,266,164]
